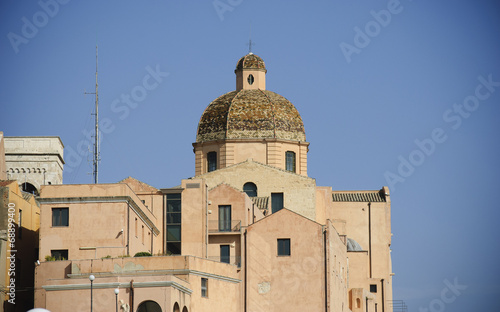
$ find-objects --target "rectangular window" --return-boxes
[166,193,182,255]
[201,278,208,298]
[220,245,230,264]
[207,152,217,172]
[218,205,231,232]
[52,208,69,227]
[285,151,296,172]
[51,249,68,260]
[277,238,291,256]
[135,218,138,237]
[271,193,284,213]
[370,284,377,293]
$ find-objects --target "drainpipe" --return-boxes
[244,230,247,312]
[368,202,372,278]
[126,205,130,256]
[323,227,328,312]
[130,280,134,311]
[381,279,385,312]
[206,183,208,258]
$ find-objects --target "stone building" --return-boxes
[3,136,64,195]
[30,53,393,312]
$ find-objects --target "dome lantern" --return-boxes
[235,53,267,91]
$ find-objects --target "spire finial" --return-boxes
[247,21,254,54]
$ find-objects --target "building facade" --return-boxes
[31,53,393,312]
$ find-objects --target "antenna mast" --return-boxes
[85,46,100,184]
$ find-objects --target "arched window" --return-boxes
[182,307,188,312]
[21,182,39,196]
[137,300,162,312]
[173,302,180,312]
[356,298,361,308]
[207,152,217,172]
[285,151,296,173]
[243,182,257,197]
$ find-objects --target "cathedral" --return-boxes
[1,53,394,312]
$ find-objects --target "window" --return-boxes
[220,245,230,264]
[218,205,231,232]
[370,284,377,293]
[277,239,290,256]
[166,193,182,255]
[201,278,208,298]
[52,208,69,226]
[207,152,217,172]
[247,74,254,85]
[243,182,257,197]
[51,249,68,260]
[271,193,283,213]
[285,151,296,172]
[137,300,162,312]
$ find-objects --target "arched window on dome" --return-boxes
[285,151,296,173]
[207,152,217,172]
[243,182,257,197]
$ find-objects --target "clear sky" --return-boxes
[1,0,499,310]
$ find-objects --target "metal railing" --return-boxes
[207,256,241,267]
[208,220,241,233]
[389,300,408,312]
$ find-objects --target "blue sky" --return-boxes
[1,1,499,310]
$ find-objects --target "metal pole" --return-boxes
[114,288,120,312]
[89,275,95,312]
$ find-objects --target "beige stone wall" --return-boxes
[193,139,309,176]
[246,209,325,311]
[326,220,349,312]
[35,256,241,312]
[38,184,159,259]
[179,179,207,258]
[4,136,64,192]
[331,192,393,312]
[194,160,317,220]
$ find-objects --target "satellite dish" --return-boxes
[27,309,51,312]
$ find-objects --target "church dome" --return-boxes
[235,53,267,71]
[196,89,305,143]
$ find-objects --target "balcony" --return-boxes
[208,220,241,234]
[207,256,241,267]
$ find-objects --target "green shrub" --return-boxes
[134,252,152,257]
[45,255,56,261]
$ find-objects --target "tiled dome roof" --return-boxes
[235,53,266,71]
[196,89,305,142]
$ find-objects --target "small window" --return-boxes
[285,151,296,172]
[370,284,377,293]
[201,278,208,298]
[52,208,69,227]
[207,152,217,172]
[277,239,290,256]
[271,193,283,213]
[220,245,230,263]
[51,249,68,260]
[243,182,257,197]
[247,74,254,85]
